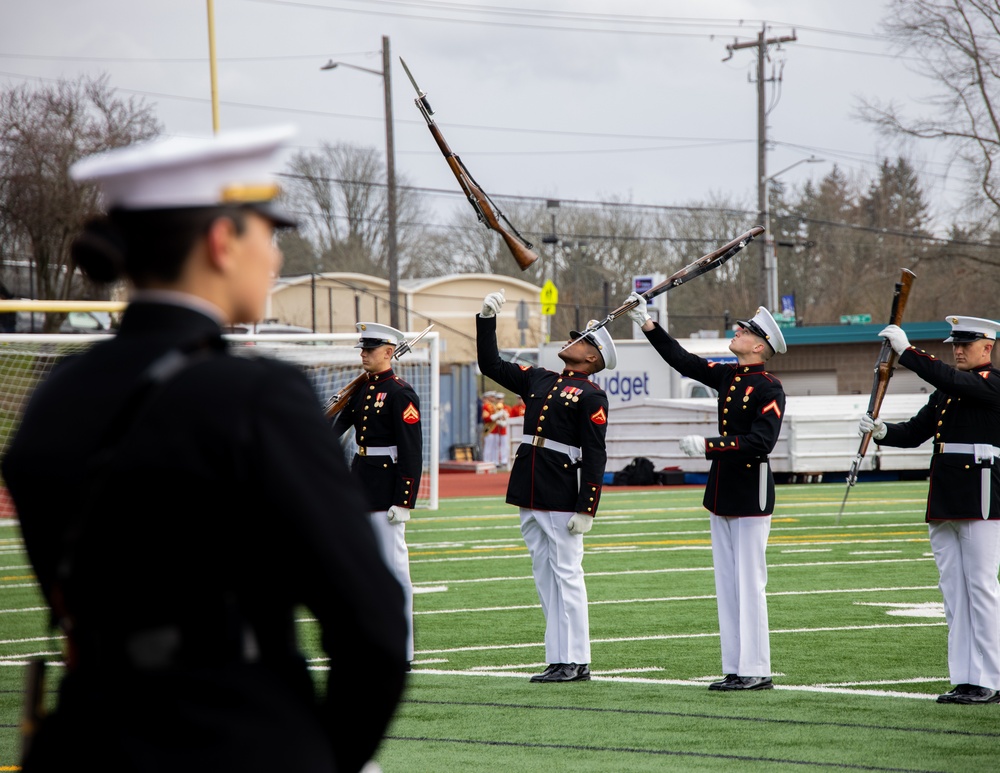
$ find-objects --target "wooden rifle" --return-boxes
[561,225,764,351]
[400,58,539,271]
[836,269,916,523]
[324,323,434,418]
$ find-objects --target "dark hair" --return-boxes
[71,206,247,286]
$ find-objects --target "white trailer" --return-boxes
[605,393,933,479]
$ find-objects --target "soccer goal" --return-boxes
[0,329,440,511]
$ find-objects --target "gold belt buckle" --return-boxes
[359,446,367,457]
[532,436,545,448]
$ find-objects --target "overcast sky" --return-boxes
[0,0,961,232]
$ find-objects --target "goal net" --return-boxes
[0,331,440,512]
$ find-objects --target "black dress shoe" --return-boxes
[712,675,773,691]
[529,664,561,682]
[708,674,740,691]
[948,686,1000,705]
[531,663,591,682]
[936,684,974,703]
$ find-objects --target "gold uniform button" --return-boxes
[543,406,549,411]
[726,396,732,403]
[723,408,729,414]
[735,377,741,383]
[730,385,736,391]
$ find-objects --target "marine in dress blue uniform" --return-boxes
[627,294,786,691]
[477,290,615,683]
[330,323,422,664]
[861,316,1000,704]
[1,126,407,772]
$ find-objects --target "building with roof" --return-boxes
[267,272,544,363]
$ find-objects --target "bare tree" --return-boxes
[279,142,427,277]
[0,74,159,326]
[860,0,1000,223]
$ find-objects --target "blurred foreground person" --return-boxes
[1,126,407,771]
[860,316,1000,705]
[627,293,786,691]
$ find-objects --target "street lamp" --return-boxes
[321,35,400,329]
[762,155,824,312]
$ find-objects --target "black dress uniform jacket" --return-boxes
[643,323,785,516]
[331,368,422,511]
[1,301,406,773]
[477,316,609,515]
[878,347,1000,521]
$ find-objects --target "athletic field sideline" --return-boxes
[0,480,996,771]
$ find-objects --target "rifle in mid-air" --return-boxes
[400,58,539,272]
[324,323,434,418]
[560,225,765,351]
[836,268,916,523]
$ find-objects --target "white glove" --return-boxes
[481,289,506,318]
[490,411,505,422]
[625,291,651,326]
[679,434,706,457]
[567,513,593,535]
[387,505,410,523]
[858,413,887,440]
[879,324,910,356]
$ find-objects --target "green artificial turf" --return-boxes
[1,481,998,771]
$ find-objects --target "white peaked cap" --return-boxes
[943,315,1000,343]
[69,124,297,224]
[571,321,618,370]
[355,322,405,348]
[737,306,787,354]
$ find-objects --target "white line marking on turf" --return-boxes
[814,677,945,687]
[850,550,903,555]
[779,549,832,553]
[413,622,946,656]
[412,585,448,594]
[413,586,939,616]
[402,669,940,700]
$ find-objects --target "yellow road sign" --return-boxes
[540,280,558,311]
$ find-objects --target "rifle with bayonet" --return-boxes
[399,57,539,272]
[836,268,916,523]
[324,324,434,418]
[560,225,764,352]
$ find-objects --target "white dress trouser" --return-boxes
[710,514,771,677]
[520,508,591,665]
[483,433,508,467]
[928,519,1000,690]
[369,511,414,661]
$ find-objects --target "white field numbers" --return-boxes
[0,332,440,510]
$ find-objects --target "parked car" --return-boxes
[59,311,113,333]
[224,322,315,335]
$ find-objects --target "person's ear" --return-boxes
[205,217,239,271]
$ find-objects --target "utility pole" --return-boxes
[725,24,796,311]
